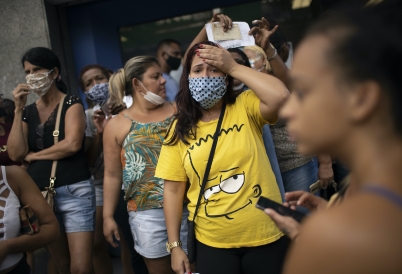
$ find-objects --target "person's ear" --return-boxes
[132,78,142,93]
[52,67,59,80]
[162,52,169,60]
[347,81,381,123]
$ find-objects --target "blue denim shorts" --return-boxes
[53,179,96,233]
[129,207,188,259]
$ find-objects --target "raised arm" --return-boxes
[198,45,289,123]
[8,84,30,161]
[0,166,59,260]
[102,117,124,248]
[250,18,290,87]
[24,103,86,162]
[183,13,233,64]
[164,180,190,274]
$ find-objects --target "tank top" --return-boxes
[0,166,23,270]
[23,95,91,190]
[120,110,175,212]
[363,185,402,209]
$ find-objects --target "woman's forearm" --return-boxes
[3,222,59,255]
[164,181,186,243]
[230,65,289,115]
[7,110,28,161]
[103,176,122,220]
[265,47,290,89]
[29,139,82,161]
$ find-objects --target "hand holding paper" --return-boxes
[206,21,255,48]
[209,13,233,32]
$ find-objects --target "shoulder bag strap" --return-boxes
[192,102,226,221]
[49,94,66,188]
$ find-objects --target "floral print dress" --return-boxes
[121,113,175,212]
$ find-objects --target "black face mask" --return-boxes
[165,54,181,70]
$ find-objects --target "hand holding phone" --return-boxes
[256,196,306,223]
[100,99,112,118]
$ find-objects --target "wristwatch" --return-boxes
[166,240,182,253]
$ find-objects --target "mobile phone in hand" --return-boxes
[256,196,306,223]
[100,99,111,117]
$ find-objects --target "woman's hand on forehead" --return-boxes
[197,44,238,75]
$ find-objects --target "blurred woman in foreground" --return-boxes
[275,2,402,273]
[0,165,59,273]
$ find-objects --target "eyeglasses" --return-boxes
[36,123,45,150]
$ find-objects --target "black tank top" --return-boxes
[22,94,90,190]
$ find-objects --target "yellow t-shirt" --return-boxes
[155,90,283,248]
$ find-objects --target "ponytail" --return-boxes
[109,56,160,106]
[109,68,126,106]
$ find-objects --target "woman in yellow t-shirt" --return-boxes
[155,38,290,273]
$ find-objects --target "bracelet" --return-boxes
[267,47,278,62]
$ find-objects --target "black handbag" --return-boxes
[187,102,226,264]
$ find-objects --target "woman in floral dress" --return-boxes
[102,56,188,274]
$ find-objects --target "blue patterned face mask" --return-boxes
[188,76,227,109]
[86,83,109,105]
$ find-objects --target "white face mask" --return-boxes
[249,57,260,69]
[139,81,165,105]
[26,69,55,97]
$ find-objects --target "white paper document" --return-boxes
[206,21,255,48]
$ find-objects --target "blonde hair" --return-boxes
[244,45,272,73]
[108,56,159,105]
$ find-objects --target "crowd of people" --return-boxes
[1,1,402,273]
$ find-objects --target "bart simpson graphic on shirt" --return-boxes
[186,123,262,220]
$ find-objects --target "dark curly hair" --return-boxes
[166,41,237,145]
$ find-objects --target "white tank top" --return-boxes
[0,165,23,270]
